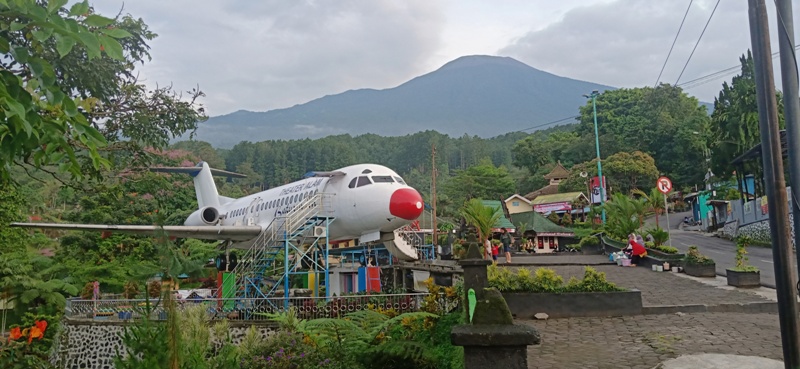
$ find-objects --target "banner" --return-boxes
[589,176,607,204]
[533,201,572,213]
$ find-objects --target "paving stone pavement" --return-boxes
[510,262,772,307]
[522,312,783,369]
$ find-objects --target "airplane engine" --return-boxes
[184,206,220,226]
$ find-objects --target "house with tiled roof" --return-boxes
[511,210,576,253]
[524,161,570,201]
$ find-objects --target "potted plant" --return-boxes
[683,246,716,277]
[726,236,760,287]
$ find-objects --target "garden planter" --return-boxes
[502,290,642,319]
[684,263,716,277]
[726,269,760,288]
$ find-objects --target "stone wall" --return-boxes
[52,319,277,369]
[726,213,796,248]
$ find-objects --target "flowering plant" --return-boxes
[1,315,55,369]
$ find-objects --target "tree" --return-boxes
[601,193,646,239]
[575,85,710,187]
[709,51,783,180]
[460,199,500,245]
[558,151,659,195]
[602,151,659,194]
[1,1,206,183]
[444,159,515,208]
[633,188,666,229]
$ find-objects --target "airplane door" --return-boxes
[246,197,263,226]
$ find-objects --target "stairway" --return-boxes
[228,193,333,300]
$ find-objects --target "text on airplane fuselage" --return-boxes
[279,178,324,196]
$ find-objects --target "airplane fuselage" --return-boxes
[185,164,423,243]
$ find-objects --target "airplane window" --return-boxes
[394,176,406,185]
[361,169,372,174]
[372,176,394,183]
[348,178,357,189]
[356,176,372,187]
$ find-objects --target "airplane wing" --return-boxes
[10,223,263,241]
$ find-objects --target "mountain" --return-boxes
[191,55,616,148]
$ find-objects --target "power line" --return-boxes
[518,115,580,132]
[678,44,800,90]
[675,0,721,85]
[655,0,694,87]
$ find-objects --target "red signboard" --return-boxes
[533,201,572,213]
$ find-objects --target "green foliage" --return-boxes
[579,236,599,248]
[487,265,624,293]
[645,227,670,246]
[734,236,759,272]
[0,313,59,369]
[684,246,715,265]
[444,158,515,208]
[547,212,560,224]
[576,84,710,187]
[460,198,500,243]
[114,316,170,369]
[710,52,782,180]
[0,183,28,254]
[600,193,646,239]
[562,212,573,225]
[653,245,678,254]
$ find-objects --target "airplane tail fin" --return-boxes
[150,162,246,209]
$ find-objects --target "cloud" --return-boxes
[498,0,800,103]
[94,1,444,115]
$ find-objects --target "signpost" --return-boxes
[657,176,673,247]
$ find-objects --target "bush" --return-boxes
[654,246,678,254]
[487,265,624,293]
[645,228,669,246]
[684,246,714,265]
[733,236,759,272]
[579,236,599,248]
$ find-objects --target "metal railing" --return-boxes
[64,293,445,321]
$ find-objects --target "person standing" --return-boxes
[501,228,513,264]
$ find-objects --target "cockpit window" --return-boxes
[356,176,372,187]
[394,176,406,185]
[348,178,357,189]
[372,176,394,183]
[361,169,372,174]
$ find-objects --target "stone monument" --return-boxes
[451,231,540,369]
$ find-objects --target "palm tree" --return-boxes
[460,198,501,246]
[601,193,647,239]
[633,188,666,229]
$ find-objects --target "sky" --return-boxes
[93,0,800,119]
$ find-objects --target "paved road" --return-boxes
[645,211,798,288]
[524,312,783,369]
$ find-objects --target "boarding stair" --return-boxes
[228,193,334,302]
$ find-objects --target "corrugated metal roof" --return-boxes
[530,192,586,205]
[511,210,576,236]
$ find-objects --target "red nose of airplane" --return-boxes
[389,188,424,220]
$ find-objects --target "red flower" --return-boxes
[27,326,43,344]
[8,327,22,342]
[34,320,47,335]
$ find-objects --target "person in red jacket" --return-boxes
[625,233,648,266]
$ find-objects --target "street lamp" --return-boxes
[583,90,606,224]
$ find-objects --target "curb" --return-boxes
[500,261,617,267]
[641,301,779,315]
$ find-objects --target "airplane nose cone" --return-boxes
[390,188,424,220]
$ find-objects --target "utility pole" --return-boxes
[584,90,606,224]
[431,145,438,254]
[775,0,800,285]
[748,0,800,366]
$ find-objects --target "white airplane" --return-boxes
[11,161,425,261]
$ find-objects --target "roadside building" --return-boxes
[511,210,576,253]
[504,194,533,215]
[524,161,570,201]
